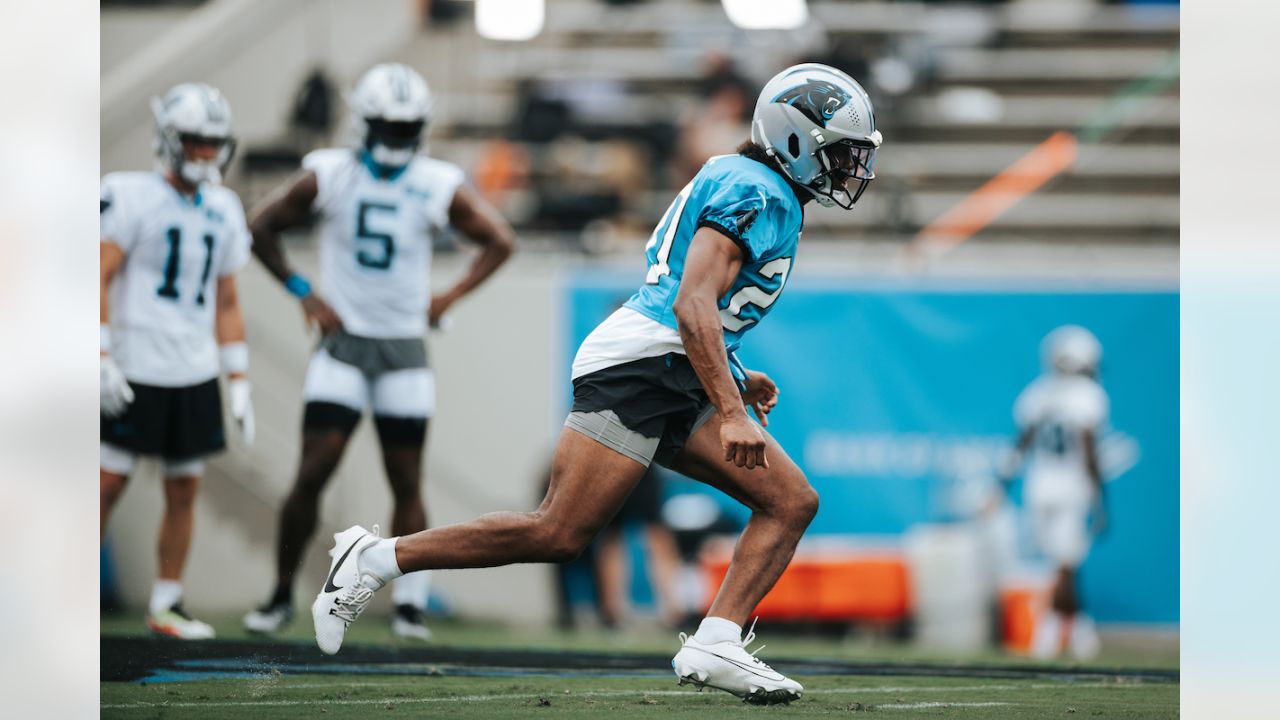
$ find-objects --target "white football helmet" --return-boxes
[750,63,882,209]
[1042,325,1102,376]
[348,63,433,172]
[151,83,236,187]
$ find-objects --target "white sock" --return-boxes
[392,570,432,608]
[359,537,405,582]
[1032,611,1064,659]
[149,579,183,616]
[693,616,742,645]
[1070,614,1101,659]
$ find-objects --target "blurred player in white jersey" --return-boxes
[243,63,515,639]
[999,325,1109,660]
[100,83,255,639]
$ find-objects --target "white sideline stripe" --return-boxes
[266,680,1150,694]
[880,702,1011,710]
[812,682,1147,694]
[101,681,1143,709]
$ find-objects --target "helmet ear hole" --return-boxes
[787,133,801,159]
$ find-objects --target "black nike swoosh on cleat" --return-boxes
[323,536,365,593]
[686,647,785,681]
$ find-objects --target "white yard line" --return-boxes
[809,682,1149,694]
[878,702,1012,710]
[101,680,1147,710]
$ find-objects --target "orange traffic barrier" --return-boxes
[701,550,911,622]
[999,584,1049,654]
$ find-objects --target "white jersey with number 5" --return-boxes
[304,149,465,339]
[1014,374,1109,505]
[100,172,252,387]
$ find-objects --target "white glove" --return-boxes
[100,355,134,418]
[227,377,255,446]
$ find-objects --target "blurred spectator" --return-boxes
[512,79,573,145]
[673,54,753,184]
[419,0,471,28]
[290,68,335,148]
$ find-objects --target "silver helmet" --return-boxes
[750,63,882,209]
[1042,325,1102,376]
[150,82,236,186]
[348,63,433,171]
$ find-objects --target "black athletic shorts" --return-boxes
[100,378,226,460]
[568,353,713,467]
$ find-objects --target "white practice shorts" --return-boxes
[1029,499,1091,567]
[303,348,436,419]
[100,442,205,478]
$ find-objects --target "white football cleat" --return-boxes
[391,604,433,641]
[147,604,216,640]
[1032,611,1065,660]
[312,525,387,655]
[243,602,293,635]
[1069,614,1101,661]
[671,621,802,705]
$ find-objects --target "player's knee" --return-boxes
[293,450,343,496]
[164,475,200,507]
[532,520,591,563]
[780,482,819,530]
[388,479,422,507]
[383,466,423,504]
[284,477,323,509]
[100,474,128,505]
[799,484,820,521]
[544,534,589,563]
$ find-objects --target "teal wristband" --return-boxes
[285,273,311,299]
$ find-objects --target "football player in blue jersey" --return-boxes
[309,63,881,704]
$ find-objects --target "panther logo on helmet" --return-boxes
[772,80,852,127]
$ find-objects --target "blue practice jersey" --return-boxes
[624,154,803,360]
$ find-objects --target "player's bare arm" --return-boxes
[216,274,254,446]
[1081,428,1108,535]
[214,275,246,375]
[986,425,1036,514]
[248,169,342,334]
[672,226,767,470]
[429,183,516,327]
[1000,426,1035,484]
[100,241,124,329]
[740,369,779,427]
[99,240,134,418]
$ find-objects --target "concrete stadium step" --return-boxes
[909,176,1178,195]
[889,143,1178,178]
[889,125,1177,144]
[937,47,1175,82]
[901,94,1177,131]
[541,0,1178,39]
[801,191,1177,232]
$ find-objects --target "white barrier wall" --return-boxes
[104,250,573,623]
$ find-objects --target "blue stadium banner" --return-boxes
[563,271,1178,624]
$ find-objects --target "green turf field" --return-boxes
[99,613,1180,670]
[101,613,1179,719]
[101,673,1178,719]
